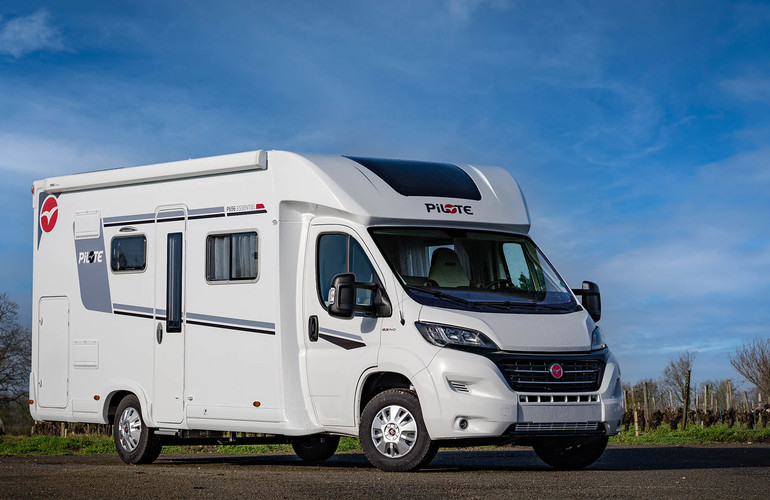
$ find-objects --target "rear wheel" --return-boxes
[532,435,608,469]
[113,395,162,464]
[359,389,438,472]
[292,434,340,462]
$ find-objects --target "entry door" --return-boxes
[37,297,69,408]
[153,206,187,424]
[303,225,383,427]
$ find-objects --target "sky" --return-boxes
[0,1,768,388]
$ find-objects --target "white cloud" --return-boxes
[699,146,770,186]
[720,77,770,104]
[444,0,513,22]
[0,9,64,58]
[0,133,127,178]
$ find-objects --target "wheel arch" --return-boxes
[357,371,414,419]
[101,381,151,425]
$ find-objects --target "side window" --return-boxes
[167,232,183,333]
[317,233,379,307]
[111,235,147,272]
[206,231,258,282]
[502,242,533,290]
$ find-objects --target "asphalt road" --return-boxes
[1,444,768,499]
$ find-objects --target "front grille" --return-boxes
[514,422,602,434]
[519,394,598,403]
[498,358,604,392]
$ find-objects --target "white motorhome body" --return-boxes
[31,150,623,470]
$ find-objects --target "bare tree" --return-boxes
[662,350,696,407]
[0,293,31,405]
[730,337,770,401]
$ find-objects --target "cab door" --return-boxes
[303,225,384,427]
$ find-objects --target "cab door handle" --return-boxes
[308,315,319,342]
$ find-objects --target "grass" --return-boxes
[609,425,770,445]
[1,428,768,456]
[0,435,116,456]
[0,435,361,456]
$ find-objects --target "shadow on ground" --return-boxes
[155,445,770,472]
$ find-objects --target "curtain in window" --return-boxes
[208,235,230,280]
[398,244,428,277]
[231,233,257,279]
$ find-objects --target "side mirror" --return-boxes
[328,273,392,319]
[572,280,601,323]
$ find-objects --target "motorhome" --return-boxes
[30,150,623,471]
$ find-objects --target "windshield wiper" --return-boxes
[403,285,476,307]
[476,300,571,311]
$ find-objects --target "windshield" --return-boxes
[369,227,579,313]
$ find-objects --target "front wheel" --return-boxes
[113,395,162,464]
[532,435,608,469]
[292,434,340,462]
[359,389,438,472]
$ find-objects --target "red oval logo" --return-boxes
[40,196,59,233]
[549,363,563,379]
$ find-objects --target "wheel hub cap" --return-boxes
[118,406,142,452]
[371,404,418,458]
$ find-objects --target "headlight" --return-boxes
[415,322,499,350]
[591,326,606,350]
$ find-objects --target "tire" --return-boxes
[292,434,340,462]
[113,395,163,464]
[532,435,608,469]
[359,389,438,472]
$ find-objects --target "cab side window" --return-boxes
[317,234,379,307]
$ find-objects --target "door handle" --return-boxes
[308,315,319,342]
[156,322,164,344]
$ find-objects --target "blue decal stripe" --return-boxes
[111,305,275,335]
[186,312,275,330]
[113,303,154,314]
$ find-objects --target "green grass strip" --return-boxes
[609,425,770,444]
[2,428,768,456]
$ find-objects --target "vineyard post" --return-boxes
[643,382,650,432]
[682,369,691,430]
[631,389,640,437]
[696,393,700,426]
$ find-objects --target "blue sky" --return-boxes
[1,1,768,387]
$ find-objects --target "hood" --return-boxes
[417,306,594,352]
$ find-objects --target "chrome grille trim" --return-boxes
[515,422,601,433]
[448,380,470,393]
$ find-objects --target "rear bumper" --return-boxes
[416,347,624,440]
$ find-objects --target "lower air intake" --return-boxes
[514,422,602,434]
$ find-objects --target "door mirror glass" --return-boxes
[328,273,392,319]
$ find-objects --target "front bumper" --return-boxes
[416,347,624,440]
